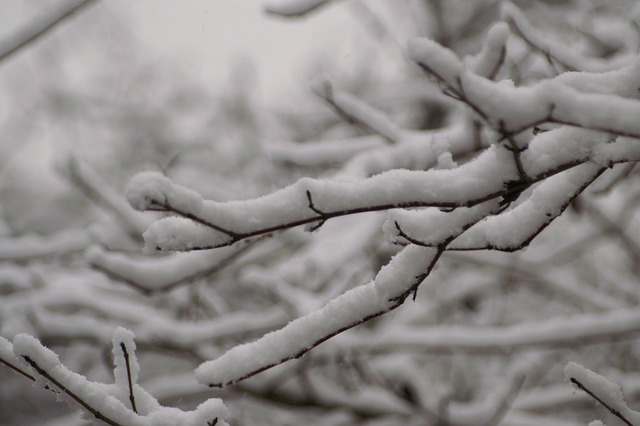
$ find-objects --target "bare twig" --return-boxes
[569,377,634,426]
[120,343,138,414]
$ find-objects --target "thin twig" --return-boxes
[569,377,634,426]
[120,343,138,414]
[22,356,122,426]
